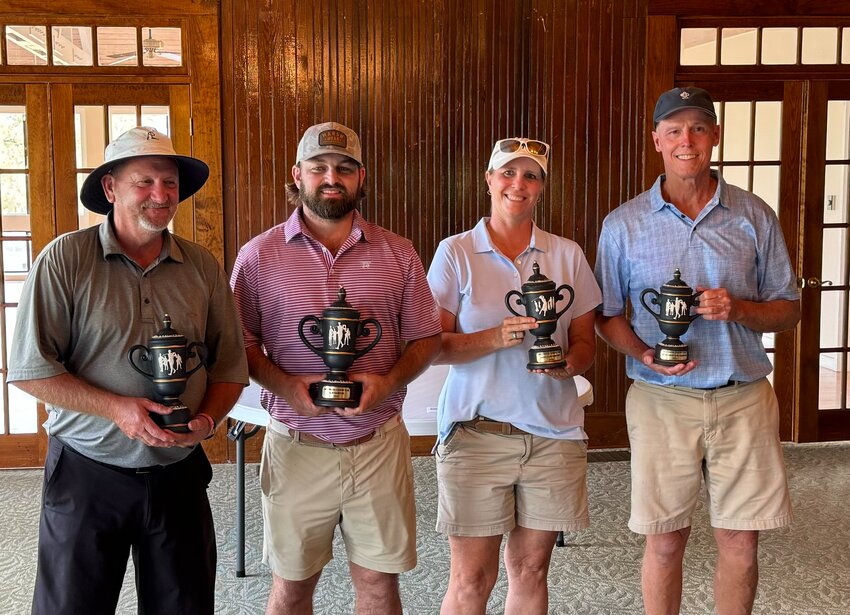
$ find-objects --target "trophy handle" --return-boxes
[639,288,663,320]
[504,290,524,317]
[687,290,704,322]
[127,344,154,378]
[554,284,575,318]
[354,318,383,358]
[297,315,324,357]
[184,341,208,376]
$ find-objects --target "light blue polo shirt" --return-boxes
[594,172,799,388]
[427,218,602,442]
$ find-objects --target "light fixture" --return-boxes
[142,28,163,58]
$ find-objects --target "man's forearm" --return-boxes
[11,372,122,420]
[385,333,441,392]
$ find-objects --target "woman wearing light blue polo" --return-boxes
[426,137,602,615]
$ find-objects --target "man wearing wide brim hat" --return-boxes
[8,126,248,614]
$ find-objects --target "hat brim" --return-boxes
[488,151,548,176]
[654,106,717,125]
[79,154,210,215]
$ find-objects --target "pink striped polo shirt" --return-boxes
[231,207,442,442]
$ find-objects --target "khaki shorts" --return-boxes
[626,378,792,535]
[260,414,416,581]
[435,424,589,536]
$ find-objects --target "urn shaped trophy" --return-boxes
[640,269,702,365]
[128,314,208,432]
[505,262,575,370]
[298,287,383,407]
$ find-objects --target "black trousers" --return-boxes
[32,437,217,615]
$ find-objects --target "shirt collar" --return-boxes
[284,206,367,244]
[98,211,181,263]
[470,217,549,254]
[649,169,727,214]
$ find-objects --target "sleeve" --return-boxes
[229,244,263,348]
[594,218,629,317]
[202,259,249,384]
[398,244,442,341]
[427,239,462,316]
[7,240,74,382]
[756,209,800,302]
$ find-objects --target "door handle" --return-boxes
[806,277,834,288]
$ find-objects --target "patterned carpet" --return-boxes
[1,442,848,614]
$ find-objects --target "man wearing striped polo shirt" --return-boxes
[231,122,441,614]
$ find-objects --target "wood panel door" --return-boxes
[0,82,190,468]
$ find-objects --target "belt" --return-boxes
[283,413,402,448]
[694,380,744,391]
[460,416,531,436]
[59,439,179,475]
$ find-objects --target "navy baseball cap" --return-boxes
[653,87,717,126]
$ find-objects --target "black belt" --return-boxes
[460,416,531,436]
[694,380,744,391]
[60,439,191,476]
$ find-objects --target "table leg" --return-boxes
[227,420,262,578]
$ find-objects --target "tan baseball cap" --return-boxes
[296,122,363,165]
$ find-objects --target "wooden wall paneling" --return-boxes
[169,84,194,241]
[24,83,56,257]
[648,0,850,16]
[48,83,78,237]
[643,15,676,186]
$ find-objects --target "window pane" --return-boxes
[141,27,182,67]
[822,228,847,286]
[844,28,850,64]
[720,165,749,190]
[0,174,28,215]
[722,102,752,162]
[141,106,170,135]
[762,331,775,352]
[3,238,32,275]
[8,382,38,434]
[75,106,106,169]
[97,26,137,67]
[6,26,47,65]
[753,101,782,161]
[821,290,845,347]
[78,172,105,230]
[820,352,843,410]
[680,28,716,65]
[826,101,850,161]
[802,27,838,64]
[824,164,849,224]
[752,166,780,214]
[721,28,757,65]
[762,28,798,65]
[51,26,93,66]
[108,106,137,141]
[0,107,27,169]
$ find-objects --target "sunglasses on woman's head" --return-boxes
[496,138,550,156]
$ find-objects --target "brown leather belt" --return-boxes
[288,429,375,448]
[460,416,531,436]
[284,414,402,448]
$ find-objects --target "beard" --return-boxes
[136,198,177,233]
[300,182,359,220]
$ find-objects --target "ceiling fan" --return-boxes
[104,29,181,65]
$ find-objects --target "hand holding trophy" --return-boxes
[298,287,383,407]
[505,262,575,370]
[128,314,208,432]
[640,269,702,365]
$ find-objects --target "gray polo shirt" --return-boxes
[8,214,249,467]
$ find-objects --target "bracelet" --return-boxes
[196,412,216,439]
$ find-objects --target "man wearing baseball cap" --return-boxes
[595,87,800,613]
[230,122,441,613]
[9,126,248,614]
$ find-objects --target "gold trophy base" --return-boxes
[654,338,690,366]
[309,377,363,408]
[527,338,567,371]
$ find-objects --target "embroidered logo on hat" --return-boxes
[680,91,691,99]
[146,130,158,140]
[318,129,348,148]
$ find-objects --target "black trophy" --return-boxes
[640,269,702,365]
[298,287,383,407]
[505,262,575,370]
[128,314,208,432]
